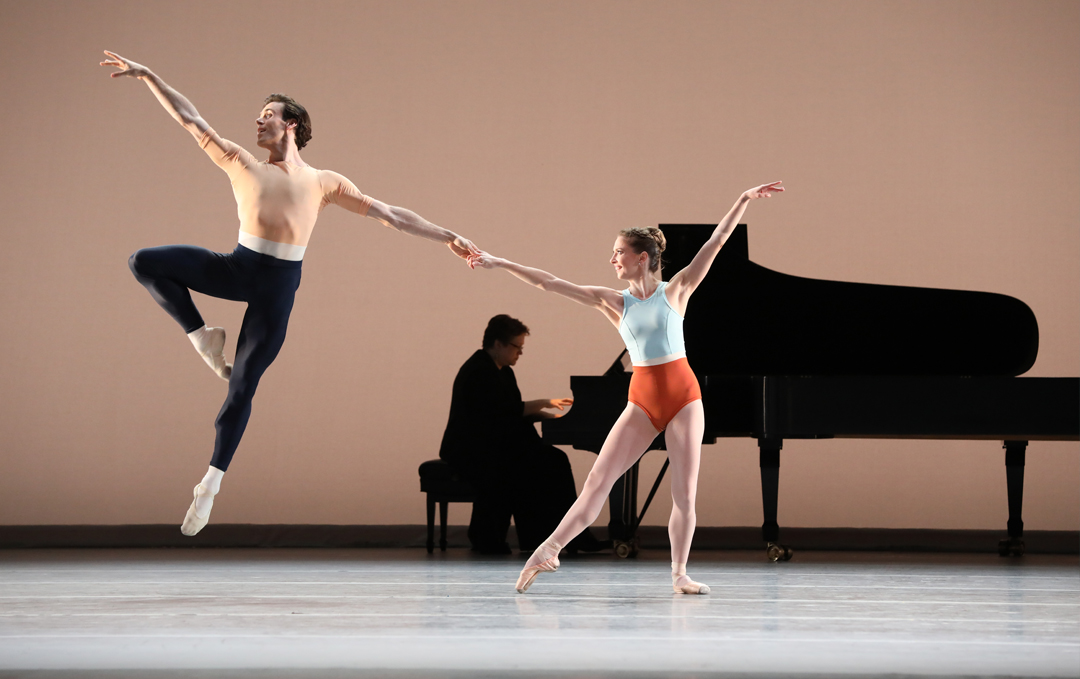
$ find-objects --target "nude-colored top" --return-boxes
[198,128,373,246]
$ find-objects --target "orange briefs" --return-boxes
[627,357,702,432]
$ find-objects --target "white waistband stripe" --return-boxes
[238,231,306,261]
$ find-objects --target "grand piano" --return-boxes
[543,224,1079,560]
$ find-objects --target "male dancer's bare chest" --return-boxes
[232,166,324,244]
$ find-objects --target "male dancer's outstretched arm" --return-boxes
[100,51,479,258]
[101,51,210,140]
[365,201,478,258]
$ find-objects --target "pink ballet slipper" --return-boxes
[516,538,563,593]
[515,554,559,593]
[672,574,710,595]
[672,562,710,595]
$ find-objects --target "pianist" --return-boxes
[439,315,608,555]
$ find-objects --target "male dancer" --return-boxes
[102,51,479,535]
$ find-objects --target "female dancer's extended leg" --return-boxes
[664,400,709,594]
[516,402,658,592]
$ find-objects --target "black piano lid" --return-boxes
[660,224,1039,377]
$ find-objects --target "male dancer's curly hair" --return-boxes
[619,226,666,273]
[264,93,312,150]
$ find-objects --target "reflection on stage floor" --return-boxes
[1,548,1076,678]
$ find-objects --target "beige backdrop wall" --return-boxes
[1,0,1076,530]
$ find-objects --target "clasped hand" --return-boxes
[466,251,500,270]
[448,236,481,260]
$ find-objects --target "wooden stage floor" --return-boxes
[0,548,1076,678]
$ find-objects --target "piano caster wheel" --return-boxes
[614,539,639,559]
[998,538,1025,557]
[766,542,793,562]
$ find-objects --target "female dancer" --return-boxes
[468,181,784,594]
[101,51,479,535]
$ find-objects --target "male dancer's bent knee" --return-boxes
[129,244,301,472]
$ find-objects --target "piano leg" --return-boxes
[608,463,641,558]
[999,440,1027,557]
[759,438,793,562]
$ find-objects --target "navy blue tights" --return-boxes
[128,244,302,471]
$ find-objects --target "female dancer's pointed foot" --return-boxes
[515,554,559,593]
[181,484,214,536]
[516,538,563,593]
[188,326,232,381]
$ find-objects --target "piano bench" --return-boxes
[418,459,476,553]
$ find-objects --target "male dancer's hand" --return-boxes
[448,235,481,260]
[100,51,152,80]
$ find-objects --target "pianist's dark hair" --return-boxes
[619,226,666,273]
[482,314,530,350]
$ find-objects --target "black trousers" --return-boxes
[128,244,302,471]
[450,443,583,552]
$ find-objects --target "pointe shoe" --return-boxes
[673,576,710,595]
[181,484,214,536]
[515,554,559,594]
[198,327,232,381]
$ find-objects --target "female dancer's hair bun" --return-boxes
[618,226,666,273]
[645,226,667,254]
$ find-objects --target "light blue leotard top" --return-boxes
[618,281,686,365]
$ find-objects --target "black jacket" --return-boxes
[439,350,538,469]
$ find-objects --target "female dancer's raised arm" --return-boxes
[666,181,784,313]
